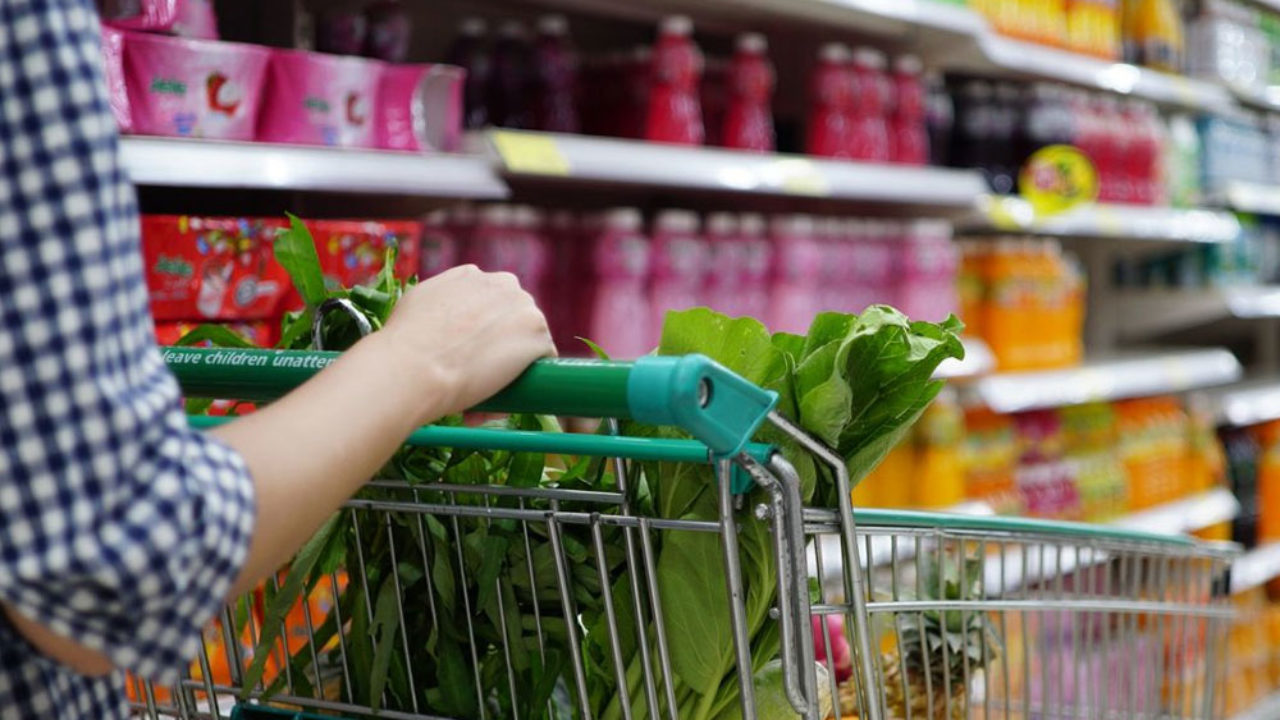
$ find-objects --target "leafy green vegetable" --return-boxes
[274,213,328,307]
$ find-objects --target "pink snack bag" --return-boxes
[768,214,822,334]
[376,63,465,152]
[171,0,219,39]
[649,210,708,342]
[703,212,742,315]
[101,25,133,133]
[587,208,653,359]
[258,49,382,148]
[645,16,704,145]
[122,32,270,140]
[737,213,772,321]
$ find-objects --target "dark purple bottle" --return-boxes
[487,20,535,129]
[363,0,410,63]
[447,17,491,130]
[924,70,952,166]
[532,15,580,133]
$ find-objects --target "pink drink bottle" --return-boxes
[704,212,742,314]
[807,43,854,158]
[737,213,772,321]
[645,16,704,145]
[649,209,708,342]
[850,47,891,161]
[722,32,775,152]
[889,55,929,165]
[768,214,823,334]
[588,208,654,359]
[419,209,459,279]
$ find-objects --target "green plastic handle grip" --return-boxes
[163,347,778,457]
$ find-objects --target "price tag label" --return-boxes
[772,159,830,197]
[1019,145,1099,218]
[492,131,571,176]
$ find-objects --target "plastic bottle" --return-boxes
[488,21,534,129]
[419,209,459,280]
[645,16,705,145]
[955,81,1001,190]
[924,70,953,166]
[649,210,708,342]
[806,43,854,158]
[816,217,845,313]
[1124,99,1165,205]
[913,388,967,508]
[1133,0,1185,72]
[737,213,772,320]
[768,214,822,334]
[447,18,491,130]
[511,205,549,310]
[722,32,775,152]
[532,15,580,133]
[704,212,741,314]
[849,47,891,161]
[992,83,1024,194]
[363,0,411,63]
[889,55,929,165]
[588,208,653,358]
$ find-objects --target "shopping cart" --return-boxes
[133,346,1237,720]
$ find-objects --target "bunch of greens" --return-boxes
[184,215,964,719]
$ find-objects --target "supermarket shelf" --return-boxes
[1232,542,1280,594]
[1231,691,1280,720]
[970,196,1242,243]
[1215,181,1280,216]
[120,136,509,199]
[1116,287,1280,340]
[1199,378,1280,427]
[1118,488,1241,536]
[474,130,988,210]
[968,349,1243,414]
[934,337,995,380]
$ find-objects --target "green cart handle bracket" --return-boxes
[163,347,778,459]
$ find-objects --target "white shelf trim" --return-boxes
[1116,287,1280,340]
[974,196,1241,243]
[1199,378,1280,427]
[970,349,1243,414]
[1232,542,1280,594]
[121,136,509,199]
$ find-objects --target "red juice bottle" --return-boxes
[1123,99,1163,205]
[889,54,928,165]
[850,47,891,161]
[807,43,854,158]
[532,15,580,133]
[722,32,775,152]
[447,18,491,130]
[645,16,705,145]
[487,21,534,129]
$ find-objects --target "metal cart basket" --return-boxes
[133,347,1237,720]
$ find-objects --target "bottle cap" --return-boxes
[819,43,851,63]
[479,204,513,225]
[654,209,700,234]
[450,204,477,225]
[499,20,527,39]
[738,213,766,236]
[513,205,543,228]
[853,47,886,69]
[601,207,643,232]
[660,15,693,36]
[459,17,487,37]
[707,212,738,236]
[770,213,815,237]
[736,32,767,54]
[423,208,448,226]
[537,14,568,36]
[894,54,923,75]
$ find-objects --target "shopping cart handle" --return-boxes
[162,347,778,457]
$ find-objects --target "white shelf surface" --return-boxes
[1215,181,1280,216]
[121,136,509,198]
[972,196,1242,243]
[935,337,995,380]
[1232,691,1280,720]
[968,349,1243,414]
[1232,542,1280,594]
[1199,378,1280,427]
[477,130,987,209]
[1116,287,1280,340]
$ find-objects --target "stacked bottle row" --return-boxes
[1225,591,1280,718]
[422,206,958,358]
[958,238,1086,372]
[856,392,1226,524]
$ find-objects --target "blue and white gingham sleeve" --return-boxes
[0,0,256,684]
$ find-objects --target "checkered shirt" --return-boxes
[0,1,256,717]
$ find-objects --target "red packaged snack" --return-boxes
[307,219,422,289]
[154,320,277,348]
[142,215,290,321]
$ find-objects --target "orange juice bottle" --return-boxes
[860,433,916,508]
[1044,0,1070,47]
[958,242,987,339]
[913,388,967,508]
[1256,420,1280,543]
[1133,0,1184,72]
[983,240,1018,370]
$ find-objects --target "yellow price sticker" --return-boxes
[772,159,830,197]
[1018,145,1099,218]
[491,131,571,176]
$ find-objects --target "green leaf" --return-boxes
[277,308,315,350]
[577,337,612,360]
[184,397,215,415]
[275,213,329,307]
[174,323,257,348]
[368,575,402,711]
[240,513,343,698]
[658,528,731,699]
